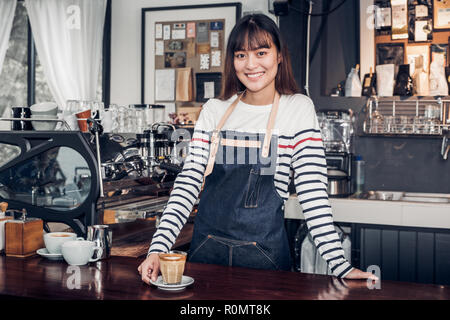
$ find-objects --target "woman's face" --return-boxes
[233,36,280,97]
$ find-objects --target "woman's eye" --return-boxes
[257,51,267,56]
[235,53,245,59]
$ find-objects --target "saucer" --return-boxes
[150,275,194,291]
[37,248,63,261]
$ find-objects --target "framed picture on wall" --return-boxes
[376,43,405,65]
[195,72,222,102]
[433,0,450,29]
[141,3,241,104]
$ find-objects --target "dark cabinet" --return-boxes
[357,224,450,285]
[286,219,450,285]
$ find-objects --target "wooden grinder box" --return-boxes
[5,218,44,257]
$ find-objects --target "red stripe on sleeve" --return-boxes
[278,137,322,149]
[191,138,210,143]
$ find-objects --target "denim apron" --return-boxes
[188,92,291,271]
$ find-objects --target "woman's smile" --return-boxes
[246,71,265,79]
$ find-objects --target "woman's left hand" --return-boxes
[344,267,379,281]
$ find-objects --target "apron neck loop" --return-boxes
[204,90,281,180]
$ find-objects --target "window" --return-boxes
[0,2,28,114]
[0,1,108,119]
[34,50,55,104]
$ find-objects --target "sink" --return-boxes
[354,191,450,203]
[401,192,450,203]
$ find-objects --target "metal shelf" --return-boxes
[362,97,450,136]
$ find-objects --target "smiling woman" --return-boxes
[139,13,378,284]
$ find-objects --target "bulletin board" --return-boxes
[154,20,225,74]
[141,3,241,123]
[153,19,225,107]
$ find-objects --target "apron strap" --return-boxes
[204,92,244,178]
[204,91,280,179]
[261,91,280,158]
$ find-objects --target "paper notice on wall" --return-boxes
[155,69,175,101]
[155,24,163,39]
[187,40,196,58]
[197,43,210,54]
[415,5,428,18]
[375,6,391,28]
[210,31,219,48]
[163,25,171,40]
[437,8,450,26]
[414,20,428,42]
[407,44,429,74]
[211,50,221,67]
[197,22,208,43]
[173,23,185,29]
[187,22,196,38]
[155,40,164,56]
[200,54,210,70]
[210,21,223,30]
[204,82,215,99]
[176,67,193,102]
[172,29,186,40]
[391,0,408,40]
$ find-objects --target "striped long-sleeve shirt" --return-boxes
[148,93,354,278]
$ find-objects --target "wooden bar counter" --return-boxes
[0,253,449,300]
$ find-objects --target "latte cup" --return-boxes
[61,240,103,266]
[158,251,187,285]
[43,232,84,254]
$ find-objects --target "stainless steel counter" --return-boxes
[285,192,450,229]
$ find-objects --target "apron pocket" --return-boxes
[188,235,230,266]
[232,241,280,270]
[244,168,262,208]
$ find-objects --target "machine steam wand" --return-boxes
[87,118,104,197]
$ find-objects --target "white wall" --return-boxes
[110,0,273,105]
[359,0,375,79]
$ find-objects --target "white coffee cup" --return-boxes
[61,240,103,266]
[44,232,83,254]
[63,114,79,130]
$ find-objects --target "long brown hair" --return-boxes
[220,14,299,100]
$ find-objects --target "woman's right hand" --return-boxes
[137,253,160,284]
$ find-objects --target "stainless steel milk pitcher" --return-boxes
[87,225,112,260]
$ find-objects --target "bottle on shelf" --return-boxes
[345,64,362,97]
[362,67,377,97]
[393,64,413,96]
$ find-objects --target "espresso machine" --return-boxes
[317,110,355,197]
[0,116,190,237]
[95,122,190,225]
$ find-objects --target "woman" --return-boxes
[139,14,377,283]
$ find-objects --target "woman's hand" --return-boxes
[137,253,160,284]
[344,267,379,281]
